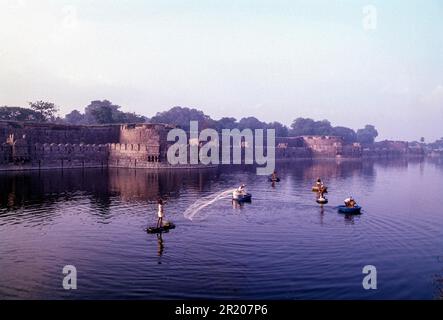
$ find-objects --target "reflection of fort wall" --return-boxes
[107,168,219,201]
[275,136,362,159]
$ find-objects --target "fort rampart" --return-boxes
[0,121,425,171]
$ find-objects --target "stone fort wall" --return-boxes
[0,121,178,170]
[4,120,411,171]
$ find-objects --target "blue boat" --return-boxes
[337,205,362,214]
[233,193,252,202]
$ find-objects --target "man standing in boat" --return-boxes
[156,198,165,228]
[315,178,327,199]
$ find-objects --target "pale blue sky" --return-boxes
[0,0,442,140]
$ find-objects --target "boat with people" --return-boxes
[232,184,252,202]
[312,178,328,193]
[337,205,362,214]
[316,197,328,204]
[147,221,176,234]
[233,193,252,202]
[268,170,280,182]
[337,196,361,214]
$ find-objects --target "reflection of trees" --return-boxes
[426,157,443,171]
[0,171,64,224]
[0,168,219,224]
[156,233,164,264]
[273,160,369,181]
[107,168,218,201]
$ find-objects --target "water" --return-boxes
[1,159,443,300]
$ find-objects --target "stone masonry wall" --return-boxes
[0,121,180,170]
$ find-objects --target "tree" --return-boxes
[238,117,267,130]
[290,118,332,136]
[290,117,315,135]
[331,126,357,144]
[420,137,425,143]
[65,110,86,125]
[85,100,119,124]
[83,100,145,124]
[90,105,114,124]
[0,106,42,121]
[28,100,59,121]
[217,117,238,130]
[267,121,289,137]
[356,125,378,145]
[150,106,216,131]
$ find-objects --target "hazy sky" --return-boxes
[0,0,442,141]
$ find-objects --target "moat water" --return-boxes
[1,159,443,299]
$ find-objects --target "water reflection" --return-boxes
[156,233,164,263]
[1,158,443,299]
[0,168,219,219]
[0,159,429,225]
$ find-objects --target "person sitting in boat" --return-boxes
[233,184,247,199]
[344,196,357,208]
[156,198,165,228]
[271,170,278,181]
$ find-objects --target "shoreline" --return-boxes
[0,155,434,173]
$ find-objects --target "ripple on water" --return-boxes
[1,162,443,299]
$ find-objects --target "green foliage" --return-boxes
[150,106,217,131]
[356,125,378,145]
[331,126,357,144]
[0,106,43,121]
[290,118,333,136]
[2,100,380,145]
[217,117,238,130]
[28,101,59,122]
[65,100,146,125]
[289,117,379,144]
[65,110,85,125]
[267,121,289,137]
[238,117,267,130]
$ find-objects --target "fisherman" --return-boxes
[237,184,247,195]
[344,196,357,208]
[315,178,327,198]
[156,198,165,228]
[271,170,278,181]
[233,184,247,199]
[316,178,324,190]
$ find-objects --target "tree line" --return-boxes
[1,100,380,144]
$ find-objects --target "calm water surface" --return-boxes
[1,159,443,299]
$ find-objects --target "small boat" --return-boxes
[337,205,362,215]
[268,177,281,182]
[147,222,176,234]
[316,197,328,204]
[233,193,252,202]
